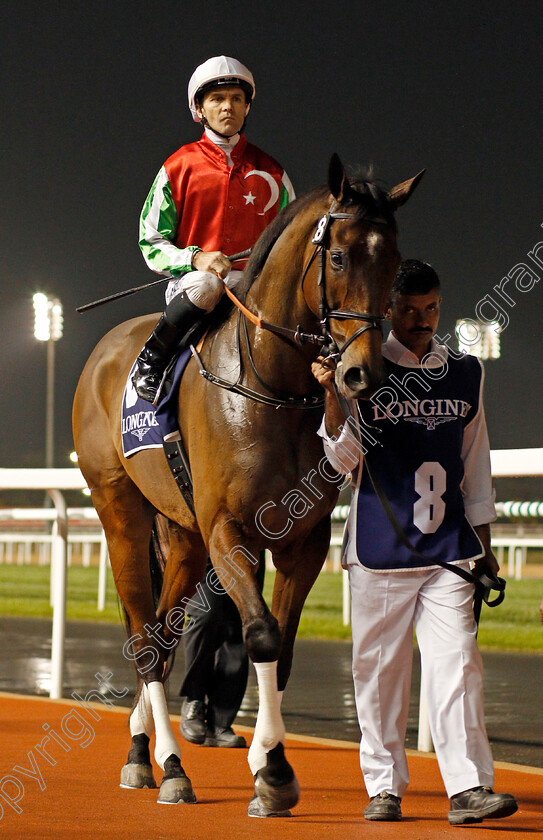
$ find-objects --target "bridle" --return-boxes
[220,201,392,354]
[191,201,393,408]
[301,203,391,361]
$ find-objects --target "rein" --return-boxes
[191,202,388,409]
[221,282,327,348]
[221,204,389,357]
[190,280,326,411]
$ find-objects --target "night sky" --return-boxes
[2,1,542,477]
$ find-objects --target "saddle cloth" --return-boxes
[121,347,192,457]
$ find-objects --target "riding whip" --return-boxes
[76,249,252,313]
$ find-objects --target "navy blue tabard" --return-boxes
[355,353,484,570]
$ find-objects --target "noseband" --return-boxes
[303,205,389,361]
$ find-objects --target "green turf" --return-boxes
[0,564,122,624]
[0,564,542,651]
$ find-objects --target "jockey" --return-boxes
[133,55,295,402]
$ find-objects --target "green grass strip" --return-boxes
[0,565,541,652]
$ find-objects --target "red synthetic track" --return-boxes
[0,694,540,839]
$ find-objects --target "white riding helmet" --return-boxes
[188,55,255,122]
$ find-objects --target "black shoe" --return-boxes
[180,699,206,744]
[132,293,204,403]
[448,786,518,825]
[204,727,247,748]
[364,792,402,821]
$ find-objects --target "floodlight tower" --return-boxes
[455,318,501,361]
[33,293,64,468]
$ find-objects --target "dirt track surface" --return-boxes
[0,694,541,840]
[1,617,542,767]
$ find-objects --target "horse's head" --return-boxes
[304,154,424,400]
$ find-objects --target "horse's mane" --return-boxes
[206,169,395,330]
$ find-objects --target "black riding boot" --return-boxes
[132,292,205,403]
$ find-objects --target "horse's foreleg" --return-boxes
[207,517,297,817]
[146,680,196,804]
[247,519,331,816]
[144,522,207,804]
[248,661,285,776]
[125,677,196,804]
[247,663,299,817]
[271,518,331,690]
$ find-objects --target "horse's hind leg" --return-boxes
[90,479,195,804]
[121,679,156,789]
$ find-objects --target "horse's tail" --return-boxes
[149,516,166,607]
[149,515,178,683]
[120,516,165,640]
[123,516,176,724]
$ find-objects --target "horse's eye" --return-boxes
[330,250,345,270]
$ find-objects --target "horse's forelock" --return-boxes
[346,169,397,228]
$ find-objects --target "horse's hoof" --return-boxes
[248,794,292,818]
[158,776,197,804]
[254,743,300,812]
[254,774,300,812]
[120,762,157,789]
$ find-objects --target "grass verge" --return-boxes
[0,565,541,652]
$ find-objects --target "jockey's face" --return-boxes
[386,288,442,361]
[197,85,249,137]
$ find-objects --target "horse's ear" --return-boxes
[328,153,351,201]
[389,169,426,210]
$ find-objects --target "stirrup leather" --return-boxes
[163,439,194,514]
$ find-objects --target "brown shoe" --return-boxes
[364,791,402,821]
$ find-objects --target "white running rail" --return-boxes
[1,448,543,743]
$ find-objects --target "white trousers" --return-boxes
[349,562,494,799]
[165,269,244,310]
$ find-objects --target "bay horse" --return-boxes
[72,155,423,816]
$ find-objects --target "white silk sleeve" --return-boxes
[317,416,363,475]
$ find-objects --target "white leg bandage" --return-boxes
[129,683,154,739]
[147,681,181,769]
[248,661,285,776]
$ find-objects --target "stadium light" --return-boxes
[33,293,64,469]
[33,293,64,342]
[455,318,501,360]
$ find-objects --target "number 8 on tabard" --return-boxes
[414,462,446,534]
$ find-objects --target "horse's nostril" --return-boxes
[344,366,368,391]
